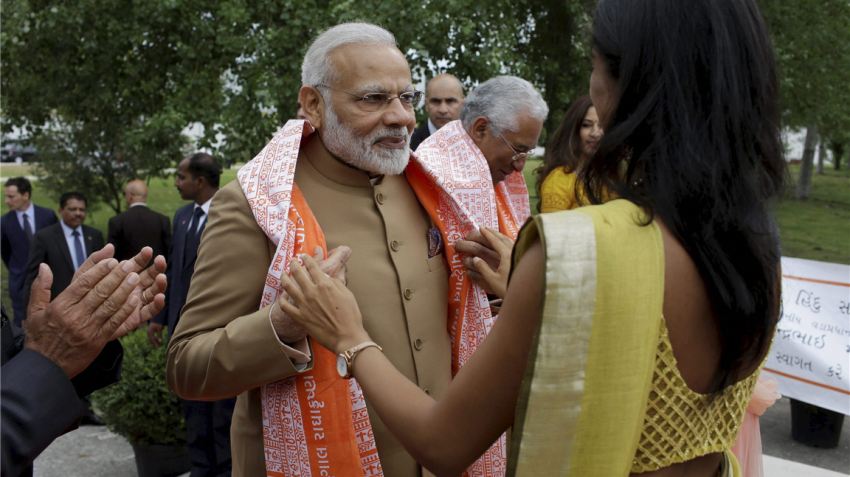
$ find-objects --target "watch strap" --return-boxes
[342,341,382,377]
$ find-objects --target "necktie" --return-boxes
[72,230,85,270]
[22,213,33,242]
[183,207,206,269]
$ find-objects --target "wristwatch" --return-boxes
[337,341,382,379]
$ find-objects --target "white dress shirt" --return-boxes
[427,118,439,136]
[15,202,35,232]
[60,220,87,269]
[186,198,212,232]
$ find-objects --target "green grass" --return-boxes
[776,165,850,264]
[2,163,847,321]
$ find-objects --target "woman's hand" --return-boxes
[280,255,370,355]
[464,227,515,299]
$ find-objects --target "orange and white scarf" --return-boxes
[408,119,530,477]
[238,119,528,477]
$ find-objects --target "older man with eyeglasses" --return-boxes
[165,22,522,477]
[411,76,547,299]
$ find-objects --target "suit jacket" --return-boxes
[1,206,58,320]
[166,145,450,477]
[410,121,431,151]
[22,223,105,312]
[1,304,123,477]
[151,202,203,335]
[107,204,171,263]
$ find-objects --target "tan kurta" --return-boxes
[167,141,451,477]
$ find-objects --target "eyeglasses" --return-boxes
[497,131,536,160]
[314,84,423,112]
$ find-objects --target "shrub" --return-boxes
[92,327,186,445]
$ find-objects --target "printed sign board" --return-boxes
[764,257,850,415]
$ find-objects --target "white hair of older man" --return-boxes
[459,76,549,134]
[302,22,397,87]
[321,102,411,176]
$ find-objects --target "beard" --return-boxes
[321,104,411,176]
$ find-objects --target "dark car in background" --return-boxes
[1,141,38,163]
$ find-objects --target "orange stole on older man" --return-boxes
[407,119,531,477]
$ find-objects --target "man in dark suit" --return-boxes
[23,192,105,313]
[108,180,171,263]
[410,73,465,150]
[1,177,58,325]
[149,153,235,477]
[22,191,106,426]
[2,244,168,477]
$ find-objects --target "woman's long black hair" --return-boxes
[534,95,594,212]
[587,0,786,393]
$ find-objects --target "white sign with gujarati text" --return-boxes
[764,257,850,415]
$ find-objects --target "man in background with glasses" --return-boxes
[165,22,460,477]
[414,75,547,302]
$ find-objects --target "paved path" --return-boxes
[32,396,848,476]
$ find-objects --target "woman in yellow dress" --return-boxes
[536,94,602,212]
[279,0,786,475]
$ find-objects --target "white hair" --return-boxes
[301,22,398,87]
[459,76,549,133]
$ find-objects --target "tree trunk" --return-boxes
[816,137,826,174]
[795,122,818,200]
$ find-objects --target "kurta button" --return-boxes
[391,240,399,251]
[403,288,413,300]
[376,193,385,204]
[414,338,423,350]
[424,389,431,396]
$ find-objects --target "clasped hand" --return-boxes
[456,227,515,299]
[280,254,369,356]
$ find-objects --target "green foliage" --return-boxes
[91,327,186,446]
[211,0,596,160]
[1,0,228,212]
[759,0,850,139]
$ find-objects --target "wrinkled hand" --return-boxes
[71,244,167,341]
[24,244,163,378]
[271,246,352,343]
[147,322,164,349]
[280,255,370,355]
[456,228,514,298]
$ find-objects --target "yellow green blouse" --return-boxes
[507,200,747,477]
[539,167,587,213]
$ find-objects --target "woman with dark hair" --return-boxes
[536,94,602,212]
[279,0,785,475]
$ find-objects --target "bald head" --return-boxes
[124,180,148,206]
[425,74,465,129]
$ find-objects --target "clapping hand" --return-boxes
[25,244,167,378]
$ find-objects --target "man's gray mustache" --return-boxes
[371,129,411,145]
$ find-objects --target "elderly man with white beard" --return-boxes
[165,23,489,477]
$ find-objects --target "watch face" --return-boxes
[337,355,348,377]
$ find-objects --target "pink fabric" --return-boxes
[731,373,782,477]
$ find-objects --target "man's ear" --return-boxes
[300,85,325,129]
[469,116,490,146]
